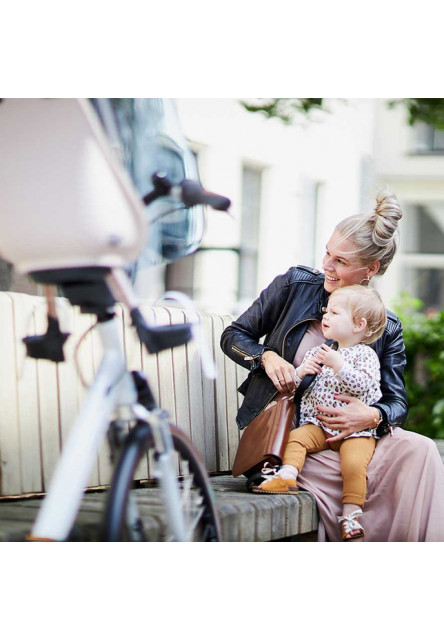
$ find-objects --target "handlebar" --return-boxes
[179,180,231,211]
[142,173,231,212]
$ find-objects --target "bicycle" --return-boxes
[0,98,230,541]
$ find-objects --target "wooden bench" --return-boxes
[0,291,318,541]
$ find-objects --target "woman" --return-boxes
[220,193,444,541]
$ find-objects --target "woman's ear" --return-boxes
[366,261,380,279]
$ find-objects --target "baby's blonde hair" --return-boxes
[329,285,387,344]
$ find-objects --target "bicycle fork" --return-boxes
[132,404,190,542]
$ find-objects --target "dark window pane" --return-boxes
[239,167,262,300]
[404,205,444,255]
[402,267,444,311]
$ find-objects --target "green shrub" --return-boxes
[393,293,444,438]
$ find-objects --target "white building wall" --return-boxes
[373,100,444,309]
[176,98,378,314]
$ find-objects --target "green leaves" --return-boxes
[239,99,325,124]
[240,98,444,131]
[389,99,444,130]
[395,294,444,438]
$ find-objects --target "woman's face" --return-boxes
[322,231,379,293]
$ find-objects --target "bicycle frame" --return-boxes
[30,313,189,541]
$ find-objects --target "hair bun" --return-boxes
[372,193,402,247]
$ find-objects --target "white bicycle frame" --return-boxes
[31,311,189,542]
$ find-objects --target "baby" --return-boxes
[254,285,387,541]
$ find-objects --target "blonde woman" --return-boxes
[221,194,444,542]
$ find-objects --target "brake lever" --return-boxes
[142,172,172,206]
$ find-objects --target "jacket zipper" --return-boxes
[231,345,262,362]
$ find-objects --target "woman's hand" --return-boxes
[261,351,296,395]
[316,394,377,443]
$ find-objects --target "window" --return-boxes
[239,166,262,301]
[411,123,444,153]
[299,179,322,268]
[400,204,444,311]
[401,266,444,311]
[403,205,444,255]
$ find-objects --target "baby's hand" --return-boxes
[296,357,323,379]
[316,343,344,373]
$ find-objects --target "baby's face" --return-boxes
[321,295,356,343]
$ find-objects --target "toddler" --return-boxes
[254,285,387,541]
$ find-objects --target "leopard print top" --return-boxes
[294,343,382,439]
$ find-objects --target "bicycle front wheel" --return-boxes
[103,421,221,541]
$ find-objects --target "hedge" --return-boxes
[393,294,444,439]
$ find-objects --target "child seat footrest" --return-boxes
[130,308,193,354]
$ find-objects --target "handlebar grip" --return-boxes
[180,179,231,211]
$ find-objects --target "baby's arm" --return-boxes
[335,346,380,394]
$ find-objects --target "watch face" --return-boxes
[90,98,205,271]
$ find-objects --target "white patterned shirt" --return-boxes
[294,343,382,439]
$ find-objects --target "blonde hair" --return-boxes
[329,285,387,344]
[335,193,403,276]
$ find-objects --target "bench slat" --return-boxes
[182,307,206,460]
[211,313,229,471]
[9,293,43,494]
[222,314,241,468]
[199,311,217,472]
[0,294,21,496]
[34,300,61,492]
[168,306,192,441]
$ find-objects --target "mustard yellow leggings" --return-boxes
[283,424,376,507]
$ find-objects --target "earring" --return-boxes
[360,277,371,286]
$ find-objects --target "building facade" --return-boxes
[170,98,444,315]
[373,100,444,311]
[1,98,444,317]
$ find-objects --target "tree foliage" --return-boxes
[240,99,325,124]
[393,294,444,439]
[388,99,444,130]
[241,98,444,129]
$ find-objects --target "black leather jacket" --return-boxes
[220,266,408,437]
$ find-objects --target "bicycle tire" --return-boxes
[103,420,222,541]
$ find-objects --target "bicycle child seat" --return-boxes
[0,99,146,278]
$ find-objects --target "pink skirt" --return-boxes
[297,428,444,541]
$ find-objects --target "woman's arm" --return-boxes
[220,270,291,371]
